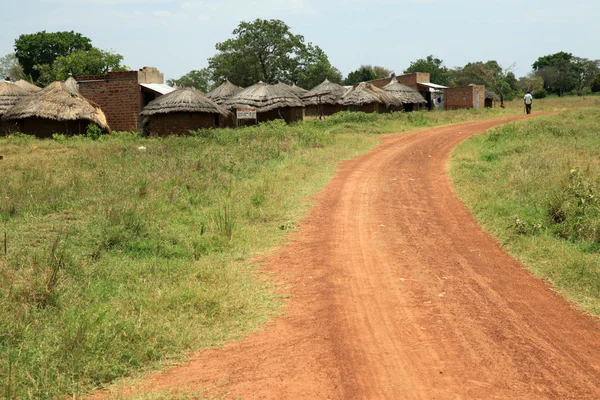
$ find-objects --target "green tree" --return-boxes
[208,19,332,88]
[517,74,544,94]
[167,68,213,92]
[465,61,516,107]
[571,57,599,95]
[0,53,25,81]
[35,48,127,86]
[295,47,343,89]
[591,72,600,93]
[14,31,92,84]
[404,55,450,86]
[343,65,392,85]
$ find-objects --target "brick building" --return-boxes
[444,85,485,110]
[76,67,173,132]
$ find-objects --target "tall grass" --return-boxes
[1,108,532,398]
[451,107,600,316]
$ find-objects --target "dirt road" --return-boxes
[106,115,600,399]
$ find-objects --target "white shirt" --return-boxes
[524,93,533,105]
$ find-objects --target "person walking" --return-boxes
[524,91,533,114]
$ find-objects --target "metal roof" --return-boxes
[417,82,448,90]
[139,83,176,95]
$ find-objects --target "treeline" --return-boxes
[2,21,598,103]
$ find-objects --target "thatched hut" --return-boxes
[0,82,30,134]
[223,81,304,125]
[140,88,230,136]
[382,74,427,112]
[1,79,109,138]
[338,82,402,113]
[207,79,243,105]
[289,83,308,98]
[485,90,500,108]
[301,79,346,117]
[14,80,42,93]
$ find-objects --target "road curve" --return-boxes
[104,115,600,399]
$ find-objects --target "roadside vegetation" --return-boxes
[451,104,600,317]
[0,107,532,399]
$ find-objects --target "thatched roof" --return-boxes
[64,76,79,93]
[383,74,427,104]
[0,82,29,116]
[222,81,304,112]
[207,79,243,104]
[289,83,308,97]
[338,82,402,107]
[301,79,346,106]
[485,90,500,101]
[2,79,109,130]
[141,87,230,117]
[14,80,42,93]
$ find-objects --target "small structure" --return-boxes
[0,82,30,134]
[301,79,346,117]
[207,79,243,105]
[382,74,427,111]
[338,82,401,113]
[288,83,308,98]
[223,81,304,125]
[445,85,485,110]
[485,90,500,108]
[140,88,230,136]
[14,80,42,93]
[76,67,172,132]
[2,79,109,137]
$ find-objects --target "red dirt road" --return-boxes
[104,116,600,399]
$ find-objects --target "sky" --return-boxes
[2,0,598,83]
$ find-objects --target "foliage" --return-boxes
[404,55,450,86]
[167,68,213,92]
[295,46,343,89]
[85,124,104,140]
[592,72,600,93]
[571,57,600,95]
[517,75,544,94]
[36,47,128,86]
[0,53,25,81]
[451,108,600,316]
[208,19,338,88]
[14,31,92,84]
[344,65,391,85]
[460,61,517,106]
[531,52,598,97]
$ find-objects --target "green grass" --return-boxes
[451,107,600,317]
[0,107,545,399]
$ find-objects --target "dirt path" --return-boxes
[101,115,600,399]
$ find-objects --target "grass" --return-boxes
[0,106,570,399]
[451,106,600,317]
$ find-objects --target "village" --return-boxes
[0,65,498,137]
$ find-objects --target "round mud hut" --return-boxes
[339,82,402,113]
[485,90,500,108]
[14,79,42,93]
[0,82,30,135]
[301,79,346,117]
[1,79,109,138]
[140,87,231,136]
[382,74,427,112]
[223,81,304,125]
[207,79,243,105]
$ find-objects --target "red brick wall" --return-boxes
[445,86,485,110]
[144,112,218,136]
[77,71,141,132]
[397,73,430,90]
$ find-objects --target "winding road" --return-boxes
[104,115,600,399]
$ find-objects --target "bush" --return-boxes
[532,89,548,99]
[85,124,104,140]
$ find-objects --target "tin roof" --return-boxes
[139,83,176,95]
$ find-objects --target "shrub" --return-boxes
[85,124,103,140]
[532,89,548,99]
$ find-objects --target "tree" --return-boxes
[14,31,92,84]
[404,55,450,86]
[591,72,600,93]
[295,47,343,89]
[208,19,333,88]
[0,53,25,81]
[532,52,581,96]
[167,68,213,92]
[343,65,390,85]
[462,61,516,107]
[35,48,127,86]
[571,57,599,95]
[517,74,544,94]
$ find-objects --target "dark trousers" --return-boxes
[525,103,532,114]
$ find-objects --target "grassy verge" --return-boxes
[451,108,600,317]
[0,107,538,399]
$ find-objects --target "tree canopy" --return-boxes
[344,65,391,85]
[207,19,341,89]
[167,68,213,93]
[14,31,92,83]
[0,53,25,81]
[404,55,450,86]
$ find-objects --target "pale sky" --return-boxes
[2,0,598,83]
